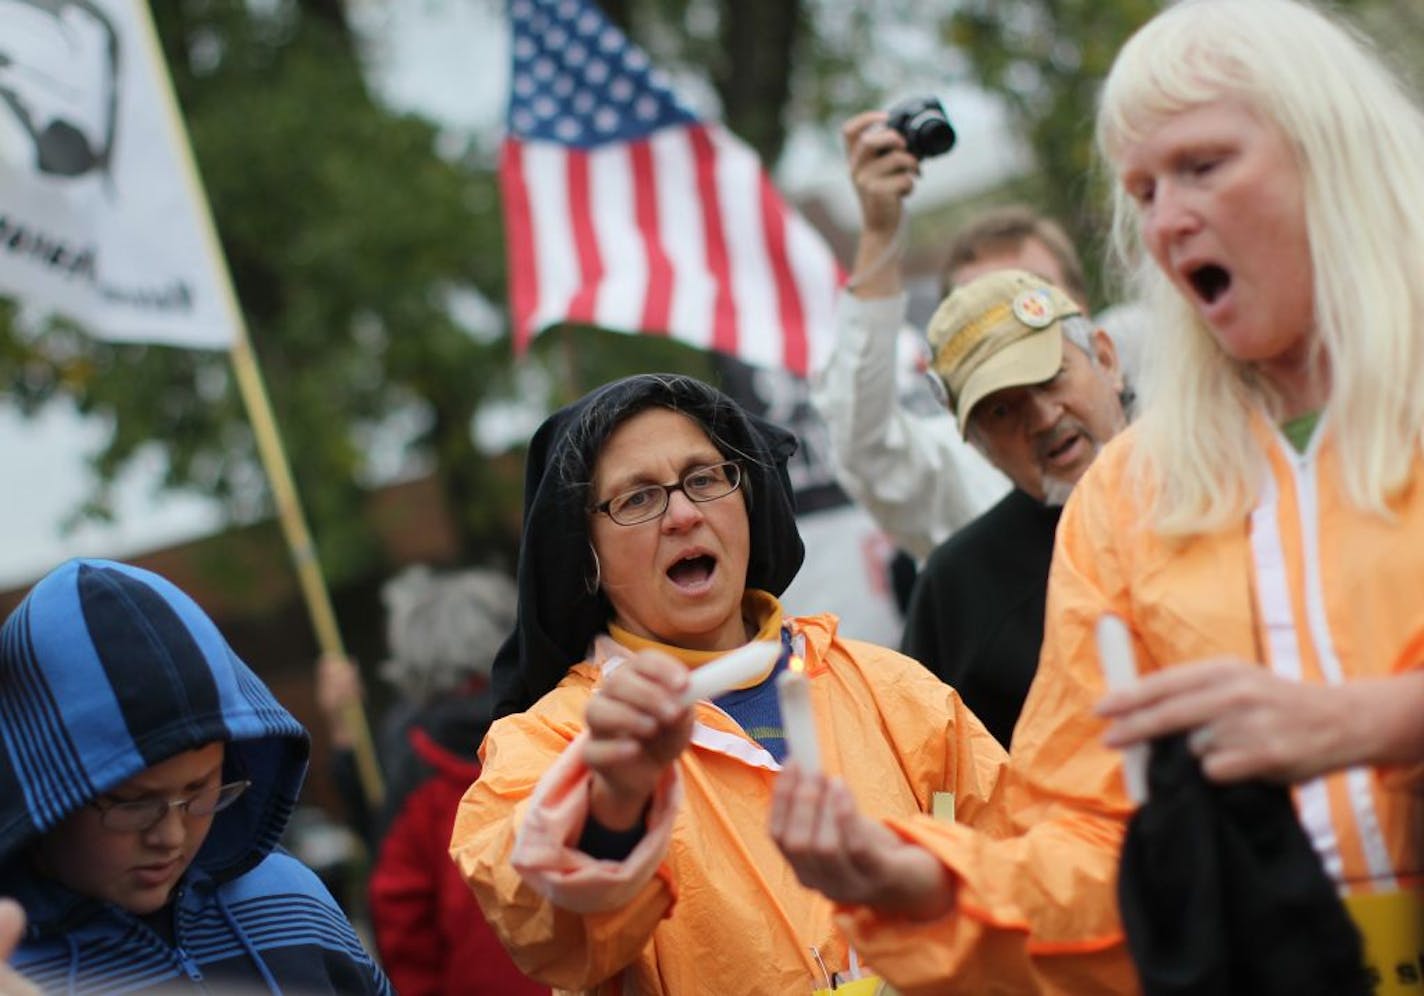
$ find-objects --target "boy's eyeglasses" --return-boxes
[592,461,743,526]
[90,779,251,832]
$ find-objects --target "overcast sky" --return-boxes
[0,0,1022,591]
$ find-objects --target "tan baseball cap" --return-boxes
[926,269,1082,437]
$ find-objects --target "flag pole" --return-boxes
[130,0,384,807]
[225,341,386,810]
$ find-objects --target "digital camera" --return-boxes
[886,95,956,160]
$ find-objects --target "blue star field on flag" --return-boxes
[507,0,698,147]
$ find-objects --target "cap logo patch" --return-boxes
[1012,288,1056,329]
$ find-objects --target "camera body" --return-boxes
[886,95,956,160]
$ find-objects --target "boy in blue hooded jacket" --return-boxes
[0,558,391,995]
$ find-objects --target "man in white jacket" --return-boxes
[811,110,1094,561]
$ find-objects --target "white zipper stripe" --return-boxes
[1249,471,1342,879]
[601,633,795,775]
[1288,439,1397,887]
[601,653,783,770]
[690,720,781,770]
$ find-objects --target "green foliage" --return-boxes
[14,0,1418,596]
[161,0,522,580]
[0,0,736,589]
[945,0,1423,305]
[1352,0,1424,90]
[2,0,515,582]
[609,0,935,163]
[948,0,1158,305]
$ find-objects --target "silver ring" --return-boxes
[1187,725,1215,756]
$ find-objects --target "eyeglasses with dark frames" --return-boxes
[89,779,251,832]
[593,461,743,526]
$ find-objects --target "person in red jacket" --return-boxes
[321,566,543,996]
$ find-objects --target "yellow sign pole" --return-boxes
[131,0,384,808]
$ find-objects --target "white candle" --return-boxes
[1095,614,1148,804]
[680,641,781,707]
[776,661,821,773]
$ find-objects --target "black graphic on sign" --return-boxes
[0,0,119,178]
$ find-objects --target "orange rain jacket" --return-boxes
[836,420,1424,994]
[450,612,1007,995]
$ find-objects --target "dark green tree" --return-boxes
[947,0,1423,303]
[3,0,518,581]
[598,0,807,164]
[948,0,1158,303]
[0,0,749,589]
[41,0,1395,586]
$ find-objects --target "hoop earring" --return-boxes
[584,544,602,596]
[1119,384,1138,418]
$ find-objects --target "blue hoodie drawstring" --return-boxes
[215,891,281,996]
[63,934,79,996]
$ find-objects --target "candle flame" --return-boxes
[789,655,805,674]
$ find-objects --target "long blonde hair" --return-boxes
[1097,0,1424,535]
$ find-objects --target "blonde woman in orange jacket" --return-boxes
[770,1,1424,992]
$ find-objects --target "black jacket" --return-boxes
[901,489,1061,747]
[1119,734,1369,996]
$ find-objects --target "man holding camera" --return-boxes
[812,107,1132,746]
[813,108,1100,563]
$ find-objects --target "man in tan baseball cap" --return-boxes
[903,268,1130,747]
[927,268,1128,507]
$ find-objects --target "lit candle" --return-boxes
[1095,614,1147,803]
[680,641,781,707]
[775,656,821,773]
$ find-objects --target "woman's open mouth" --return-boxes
[667,552,717,592]
[1188,263,1231,306]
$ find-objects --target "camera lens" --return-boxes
[885,96,956,160]
[907,112,955,158]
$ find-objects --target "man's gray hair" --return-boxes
[378,565,517,700]
[1059,315,1096,359]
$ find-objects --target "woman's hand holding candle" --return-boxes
[584,648,693,830]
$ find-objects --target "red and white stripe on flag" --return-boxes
[501,122,843,378]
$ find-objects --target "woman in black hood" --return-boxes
[488,372,805,719]
[452,374,1005,995]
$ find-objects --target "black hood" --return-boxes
[490,374,805,718]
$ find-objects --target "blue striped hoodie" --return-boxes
[0,559,391,995]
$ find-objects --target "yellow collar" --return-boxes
[607,590,783,690]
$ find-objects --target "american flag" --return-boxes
[501,0,843,376]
